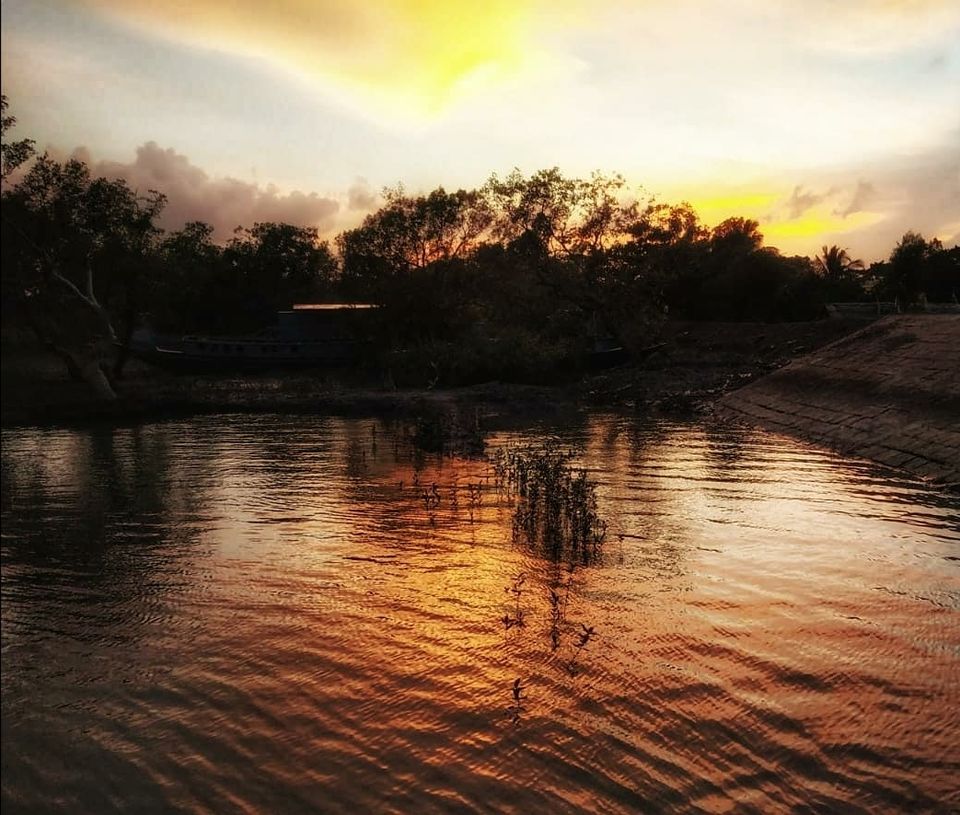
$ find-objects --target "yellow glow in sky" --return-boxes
[3,0,957,258]
[763,211,885,242]
[683,190,888,256]
[762,211,889,258]
[686,192,780,228]
[86,0,570,119]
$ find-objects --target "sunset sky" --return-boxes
[2,0,958,259]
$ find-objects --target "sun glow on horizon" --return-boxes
[2,0,958,258]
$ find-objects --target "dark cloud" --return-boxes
[827,133,960,258]
[835,180,877,218]
[85,142,340,240]
[874,162,957,243]
[347,177,377,211]
[762,135,959,260]
[785,184,833,219]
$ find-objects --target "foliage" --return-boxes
[3,96,958,401]
[492,446,607,564]
[876,232,959,306]
[1,94,34,183]
[2,148,165,395]
[483,168,637,257]
[150,221,221,331]
[338,185,492,298]
[815,244,863,280]
[814,245,867,302]
[223,222,337,330]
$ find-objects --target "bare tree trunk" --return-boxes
[24,296,119,400]
[112,306,135,381]
[47,342,87,382]
[77,355,117,400]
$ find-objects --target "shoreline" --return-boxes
[2,319,864,430]
[4,316,958,491]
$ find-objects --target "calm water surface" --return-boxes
[2,413,958,813]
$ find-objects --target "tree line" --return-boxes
[2,96,958,396]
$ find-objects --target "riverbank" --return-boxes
[718,315,960,489]
[1,319,866,429]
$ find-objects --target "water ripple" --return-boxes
[2,413,958,813]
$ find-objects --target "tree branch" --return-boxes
[85,255,99,306]
[49,267,97,311]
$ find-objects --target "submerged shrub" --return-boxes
[492,446,607,562]
[406,406,486,457]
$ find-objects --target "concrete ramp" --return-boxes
[719,315,960,488]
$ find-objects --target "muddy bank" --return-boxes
[1,319,865,428]
[581,319,864,411]
[0,367,566,429]
[718,315,960,489]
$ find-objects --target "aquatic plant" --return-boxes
[407,407,486,458]
[549,587,563,651]
[491,446,607,563]
[567,624,597,675]
[421,482,442,510]
[467,481,483,506]
[510,678,526,724]
[502,572,526,630]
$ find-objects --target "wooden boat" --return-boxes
[587,336,630,370]
[127,304,377,373]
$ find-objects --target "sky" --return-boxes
[2,0,958,259]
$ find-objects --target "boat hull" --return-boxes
[128,341,365,373]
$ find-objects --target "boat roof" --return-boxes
[288,303,379,311]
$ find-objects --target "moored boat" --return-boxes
[127,303,377,373]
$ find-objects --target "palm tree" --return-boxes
[815,245,864,281]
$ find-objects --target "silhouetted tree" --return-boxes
[626,202,709,317]
[224,222,337,329]
[484,168,637,258]
[815,245,863,279]
[890,231,930,305]
[878,232,960,308]
[338,186,492,298]
[0,94,36,324]
[480,168,663,350]
[709,217,764,258]
[150,221,222,331]
[3,152,165,397]
[0,95,34,184]
[923,245,960,303]
[814,245,866,301]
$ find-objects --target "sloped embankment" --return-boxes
[719,315,960,488]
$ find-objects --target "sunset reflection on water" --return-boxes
[2,413,958,813]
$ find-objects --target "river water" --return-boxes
[2,413,958,813]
